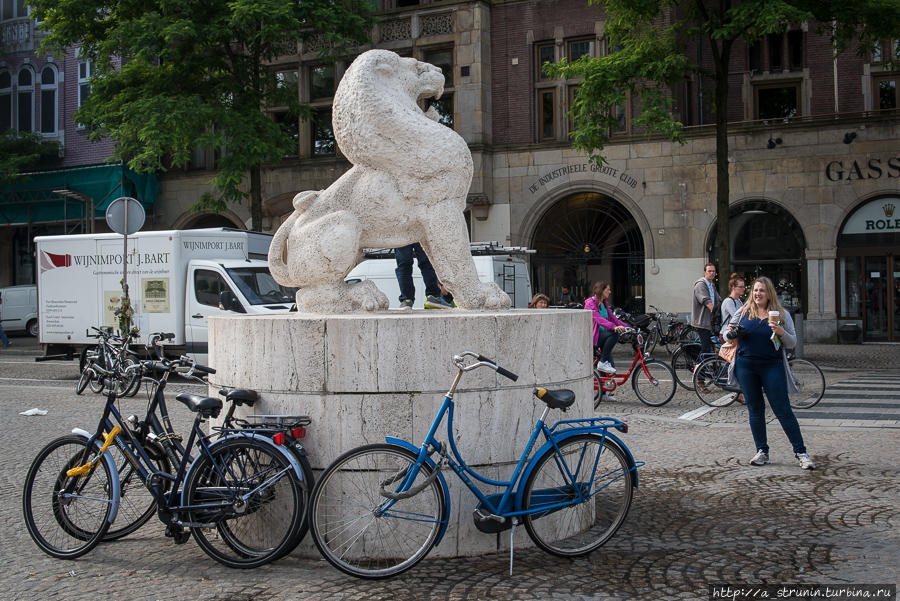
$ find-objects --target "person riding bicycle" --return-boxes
[585,281,628,377]
[725,276,814,470]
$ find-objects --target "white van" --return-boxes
[0,285,39,336]
[34,228,294,362]
[346,254,533,308]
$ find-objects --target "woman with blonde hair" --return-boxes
[528,293,550,308]
[724,276,814,470]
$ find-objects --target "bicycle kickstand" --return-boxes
[509,518,519,576]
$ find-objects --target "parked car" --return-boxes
[0,284,38,337]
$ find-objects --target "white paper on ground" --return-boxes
[19,408,48,416]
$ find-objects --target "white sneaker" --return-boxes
[605,393,617,401]
[796,453,815,470]
[750,450,769,466]
[597,361,616,374]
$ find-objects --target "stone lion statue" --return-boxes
[268,49,510,312]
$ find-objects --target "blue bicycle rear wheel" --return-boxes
[523,434,634,556]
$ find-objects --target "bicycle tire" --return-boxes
[309,443,445,579]
[592,369,602,408]
[692,357,739,407]
[22,435,114,559]
[184,438,304,569]
[678,327,700,346]
[631,359,676,406]
[522,434,633,556]
[103,442,170,541]
[75,368,92,395]
[88,362,105,394]
[272,448,314,559]
[788,358,826,409]
[671,343,701,390]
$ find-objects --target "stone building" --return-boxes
[5,0,899,342]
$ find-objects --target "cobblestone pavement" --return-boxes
[1,336,897,600]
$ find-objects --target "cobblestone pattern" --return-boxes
[3,375,898,600]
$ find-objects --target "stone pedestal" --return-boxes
[208,309,591,557]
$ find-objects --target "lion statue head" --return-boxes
[332,50,471,183]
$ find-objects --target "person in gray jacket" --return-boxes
[724,276,814,470]
[691,263,721,355]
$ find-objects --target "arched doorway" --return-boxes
[178,212,243,229]
[530,192,645,311]
[836,195,900,341]
[708,199,807,313]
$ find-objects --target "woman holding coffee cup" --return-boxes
[724,276,814,470]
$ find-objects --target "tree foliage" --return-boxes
[0,130,62,186]
[29,0,375,229]
[549,0,900,288]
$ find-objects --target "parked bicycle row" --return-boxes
[25,336,642,579]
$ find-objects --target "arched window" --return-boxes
[0,70,11,131]
[40,64,57,134]
[17,67,33,132]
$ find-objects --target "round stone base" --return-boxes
[208,309,592,558]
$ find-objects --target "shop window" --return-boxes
[567,39,594,62]
[0,70,10,131]
[538,88,555,141]
[875,75,898,110]
[310,64,335,100]
[17,67,32,132]
[755,83,800,119]
[40,65,58,134]
[311,109,335,156]
[536,43,555,80]
[838,257,862,318]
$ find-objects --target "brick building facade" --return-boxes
[4,0,899,341]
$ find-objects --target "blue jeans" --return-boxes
[697,327,714,355]
[0,323,9,346]
[734,356,806,455]
[595,329,620,367]
[394,243,440,303]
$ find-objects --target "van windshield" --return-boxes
[225,267,297,305]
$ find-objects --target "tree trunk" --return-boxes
[713,48,732,296]
[250,165,262,232]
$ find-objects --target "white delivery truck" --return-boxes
[346,243,534,308]
[35,228,296,362]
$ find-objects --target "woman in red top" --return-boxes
[584,281,628,374]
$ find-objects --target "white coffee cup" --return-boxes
[768,310,780,324]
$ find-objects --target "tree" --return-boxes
[30,0,375,231]
[0,130,62,186]
[549,0,900,293]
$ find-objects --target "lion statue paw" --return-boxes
[293,281,389,314]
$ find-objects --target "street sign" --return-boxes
[105,197,145,235]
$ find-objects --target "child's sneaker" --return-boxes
[750,450,769,466]
[597,361,616,374]
[796,453,815,470]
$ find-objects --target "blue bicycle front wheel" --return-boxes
[523,434,634,557]
[309,443,446,579]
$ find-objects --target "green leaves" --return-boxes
[29,0,374,228]
[0,131,62,186]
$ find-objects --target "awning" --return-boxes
[0,163,158,227]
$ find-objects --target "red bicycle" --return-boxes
[593,328,677,408]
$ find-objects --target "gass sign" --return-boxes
[825,156,900,182]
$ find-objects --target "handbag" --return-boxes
[718,339,737,363]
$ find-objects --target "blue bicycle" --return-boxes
[309,351,642,579]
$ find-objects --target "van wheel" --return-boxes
[27,319,38,337]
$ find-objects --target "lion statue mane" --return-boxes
[268,49,510,312]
